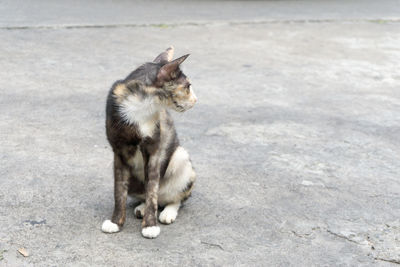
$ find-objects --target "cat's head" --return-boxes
[152,47,197,112]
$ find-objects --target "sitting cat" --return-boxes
[101,47,197,238]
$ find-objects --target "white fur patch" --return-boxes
[119,95,160,137]
[189,86,197,103]
[101,220,120,233]
[128,149,145,182]
[140,119,157,137]
[142,226,160,238]
[159,202,180,224]
[134,202,145,218]
[158,146,194,205]
[165,146,190,175]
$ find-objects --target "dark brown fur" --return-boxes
[104,49,196,235]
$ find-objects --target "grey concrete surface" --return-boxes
[1,1,400,266]
[1,0,400,28]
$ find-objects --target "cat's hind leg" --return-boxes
[158,146,196,224]
[134,202,145,218]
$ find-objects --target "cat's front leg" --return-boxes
[102,153,130,233]
[141,155,161,238]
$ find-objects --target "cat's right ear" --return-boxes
[154,54,189,87]
[153,46,174,64]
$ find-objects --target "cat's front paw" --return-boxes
[101,219,120,233]
[159,207,178,224]
[141,226,160,238]
[134,203,145,218]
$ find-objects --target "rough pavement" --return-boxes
[0,1,400,266]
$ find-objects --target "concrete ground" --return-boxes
[1,0,400,266]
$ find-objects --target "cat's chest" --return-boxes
[119,96,160,138]
[137,115,159,137]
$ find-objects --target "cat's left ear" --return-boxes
[155,54,190,86]
[153,46,174,64]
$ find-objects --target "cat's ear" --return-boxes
[153,46,174,64]
[155,54,190,86]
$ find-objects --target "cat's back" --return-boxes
[105,80,142,149]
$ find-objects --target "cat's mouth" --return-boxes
[175,105,186,112]
[171,99,197,112]
[172,100,186,112]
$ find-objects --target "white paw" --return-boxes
[159,207,178,224]
[101,219,120,233]
[134,203,145,218]
[141,226,160,238]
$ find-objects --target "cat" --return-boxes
[101,47,197,239]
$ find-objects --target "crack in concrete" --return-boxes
[200,241,225,251]
[290,230,313,238]
[326,229,364,245]
[326,229,400,265]
[1,18,400,31]
[374,257,400,265]
[23,219,46,226]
